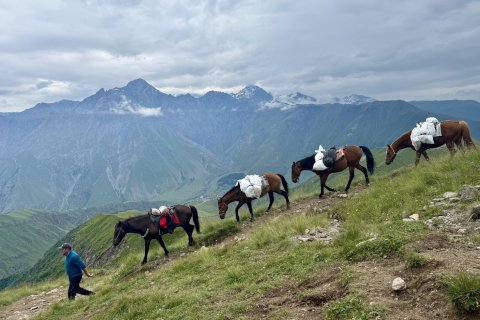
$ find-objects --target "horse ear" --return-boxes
[387,144,391,148]
[292,161,295,166]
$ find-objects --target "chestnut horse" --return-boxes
[385,120,476,166]
[291,146,375,198]
[218,173,290,222]
[113,205,200,264]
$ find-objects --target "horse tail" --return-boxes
[189,205,201,233]
[277,173,289,195]
[460,121,476,149]
[359,146,375,174]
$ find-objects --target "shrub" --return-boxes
[403,251,427,269]
[443,273,480,313]
[326,294,385,320]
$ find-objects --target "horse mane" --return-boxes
[123,214,148,227]
[222,184,240,199]
[298,154,316,170]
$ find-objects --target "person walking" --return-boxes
[60,243,94,300]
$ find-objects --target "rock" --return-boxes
[304,229,310,235]
[46,288,59,295]
[432,198,445,203]
[443,192,458,199]
[475,185,480,190]
[403,218,414,222]
[337,193,348,198]
[441,209,455,216]
[392,277,406,291]
[30,306,39,310]
[448,197,461,203]
[461,185,479,201]
[457,228,467,234]
[409,214,419,221]
[297,236,314,242]
[470,205,480,221]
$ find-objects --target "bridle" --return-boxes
[114,224,126,243]
[388,144,397,155]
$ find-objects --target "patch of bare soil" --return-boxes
[352,242,480,320]
[250,265,348,320]
[0,286,91,320]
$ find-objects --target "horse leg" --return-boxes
[156,236,169,257]
[415,151,422,166]
[182,224,195,246]
[421,151,430,161]
[279,190,290,209]
[234,202,244,222]
[142,239,151,264]
[455,138,465,154]
[319,174,329,198]
[247,201,255,222]
[355,164,369,186]
[266,191,274,212]
[345,166,355,192]
[446,141,456,157]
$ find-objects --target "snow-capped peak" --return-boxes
[331,94,376,105]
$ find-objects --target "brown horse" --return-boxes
[385,120,476,166]
[113,205,200,264]
[218,173,290,222]
[291,146,375,198]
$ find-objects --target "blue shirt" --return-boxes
[64,250,86,278]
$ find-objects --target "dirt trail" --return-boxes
[0,287,63,320]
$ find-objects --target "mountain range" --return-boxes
[0,79,479,214]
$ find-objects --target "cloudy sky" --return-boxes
[1,0,479,112]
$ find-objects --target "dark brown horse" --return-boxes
[113,205,200,264]
[386,120,476,166]
[218,173,290,222]
[291,146,375,198]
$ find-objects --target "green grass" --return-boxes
[2,150,479,319]
[325,293,385,320]
[443,272,480,313]
[403,251,428,269]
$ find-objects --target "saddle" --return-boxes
[322,146,344,168]
[148,207,180,235]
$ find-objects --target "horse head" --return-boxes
[385,144,397,165]
[113,221,126,246]
[291,161,302,183]
[217,197,228,219]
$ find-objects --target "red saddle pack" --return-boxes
[159,209,180,234]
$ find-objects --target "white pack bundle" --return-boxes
[314,145,325,161]
[237,175,263,198]
[410,117,441,150]
[313,145,328,171]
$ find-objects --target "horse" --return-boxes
[112,205,200,264]
[218,173,290,222]
[291,145,375,198]
[385,120,476,166]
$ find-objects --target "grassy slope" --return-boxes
[0,210,81,279]
[1,149,478,319]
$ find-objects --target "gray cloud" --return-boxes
[0,0,479,111]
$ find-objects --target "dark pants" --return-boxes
[68,274,93,300]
